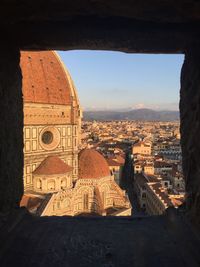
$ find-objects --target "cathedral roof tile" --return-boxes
[78,149,110,179]
[33,156,72,175]
[20,51,79,106]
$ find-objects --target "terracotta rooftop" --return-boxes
[107,158,122,167]
[135,173,159,188]
[20,51,78,105]
[20,195,43,211]
[134,141,151,147]
[149,183,173,207]
[33,156,73,175]
[114,155,125,164]
[78,149,110,179]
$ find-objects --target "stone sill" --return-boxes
[0,208,200,267]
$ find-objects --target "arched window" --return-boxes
[102,191,106,207]
[48,180,55,190]
[61,179,67,189]
[83,193,89,210]
[36,179,42,190]
[142,193,146,199]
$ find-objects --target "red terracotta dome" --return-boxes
[20,51,79,105]
[78,149,111,179]
[33,156,72,175]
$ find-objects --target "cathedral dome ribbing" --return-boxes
[20,51,79,106]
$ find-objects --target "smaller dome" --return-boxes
[33,156,72,175]
[78,149,110,179]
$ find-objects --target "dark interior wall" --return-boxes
[180,48,200,226]
[3,17,200,53]
[2,0,200,23]
[0,46,23,213]
[1,1,200,52]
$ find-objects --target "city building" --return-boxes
[107,156,125,185]
[134,172,182,215]
[132,141,152,156]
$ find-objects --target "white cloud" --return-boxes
[132,103,145,109]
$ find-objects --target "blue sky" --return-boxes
[58,51,184,111]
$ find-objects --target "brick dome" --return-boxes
[33,156,72,175]
[78,149,110,179]
[20,51,79,105]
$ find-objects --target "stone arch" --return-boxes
[77,186,93,197]
[76,186,93,212]
[2,1,200,226]
[100,183,110,194]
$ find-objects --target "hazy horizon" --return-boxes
[58,51,184,111]
[83,106,179,112]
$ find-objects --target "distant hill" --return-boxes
[83,109,179,121]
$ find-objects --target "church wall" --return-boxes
[24,103,73,125]
[39,174,131,216]
[33,173,72,193]
[23,103,79,190]
[99,183,113,208]
[74,177,126,210]
[24,124,76,154]
[24,152,75,189]
[41,186,95,216]
[40,190,74,216]
[74,186,94,214]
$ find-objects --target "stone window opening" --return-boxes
[42,131,53,145]
[1,4,200,264]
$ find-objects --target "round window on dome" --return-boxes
[42,131,53,144]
